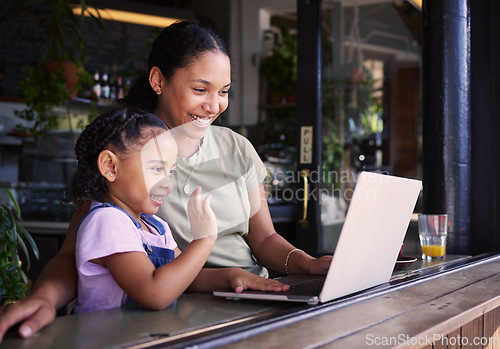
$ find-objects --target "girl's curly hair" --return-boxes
[65,107,168,206]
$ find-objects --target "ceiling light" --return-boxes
[408,0,422,9]
[74,7,182,27]
[71,1,194,28]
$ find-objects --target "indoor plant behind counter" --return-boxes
[259,26,298,104]
[0,188,39,305]
[3,0,107,136]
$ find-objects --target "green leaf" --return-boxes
[0,204,17,241]
[18,224,39,261]
[16,234,31,271]
[1,188,21,219]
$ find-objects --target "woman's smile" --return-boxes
[189,113,213,127]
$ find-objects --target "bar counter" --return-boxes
[3,253,500,348]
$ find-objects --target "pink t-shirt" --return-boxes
[74,202,177,314]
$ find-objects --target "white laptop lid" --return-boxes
[319,171,421,302]
[212,172,421,304]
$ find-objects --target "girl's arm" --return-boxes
[0,201,90,341]
[103,238,215,310]
[187,267,290,293]
[103,187,217,310]
[245,183,332,275]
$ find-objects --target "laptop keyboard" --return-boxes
[285,278,325,296]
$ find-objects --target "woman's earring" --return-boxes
[156,89,161,94]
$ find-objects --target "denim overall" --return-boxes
[76,203,176,308]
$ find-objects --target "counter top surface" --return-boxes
[3,293,301,349]
[2,253,499,348]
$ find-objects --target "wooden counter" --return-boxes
[219,254,500,349]
[3,253,500,348]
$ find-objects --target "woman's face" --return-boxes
[155,51,231,141]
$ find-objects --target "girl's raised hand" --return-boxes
[187,186,217,240]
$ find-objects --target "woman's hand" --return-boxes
[226,268,290,293]
[0,296,57,342]
[306,255,333,275]
[187,186,217,241]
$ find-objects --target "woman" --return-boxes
[0,21,331,341]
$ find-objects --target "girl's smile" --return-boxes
[106,130,178,219]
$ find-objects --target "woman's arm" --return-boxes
[0,202,89,341]
[245,183,332,275]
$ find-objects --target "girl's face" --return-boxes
[111,130,177,217]
[155,51,231,141]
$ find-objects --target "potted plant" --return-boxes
[260,26,298,104]
[3,0,106,136]
[0,188,39,305]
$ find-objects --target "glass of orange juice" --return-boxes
[418,214,448,260]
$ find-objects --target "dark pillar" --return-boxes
[421,0,471,254]
[295,0,322,256]
[470,0,500,254]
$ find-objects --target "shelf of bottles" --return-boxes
[87,65,131,107]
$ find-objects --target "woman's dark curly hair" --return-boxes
[122,20,231,119]
[65,107,168,206]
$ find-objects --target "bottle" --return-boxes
[117,75,124,100]
[101,71,110,99]
[124,78,131,97]
[92,71,101,100]
[109,65,118,101]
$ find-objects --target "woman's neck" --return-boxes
[176,134,203,158]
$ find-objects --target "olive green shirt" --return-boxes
[158,126,269,277]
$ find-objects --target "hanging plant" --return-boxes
[2,0,107,136]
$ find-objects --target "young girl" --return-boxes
[65,107,218,313]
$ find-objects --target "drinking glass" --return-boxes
[418,214,448,260]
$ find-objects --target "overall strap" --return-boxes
[140,214,167,235]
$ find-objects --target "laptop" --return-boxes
[213,171,422,305]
